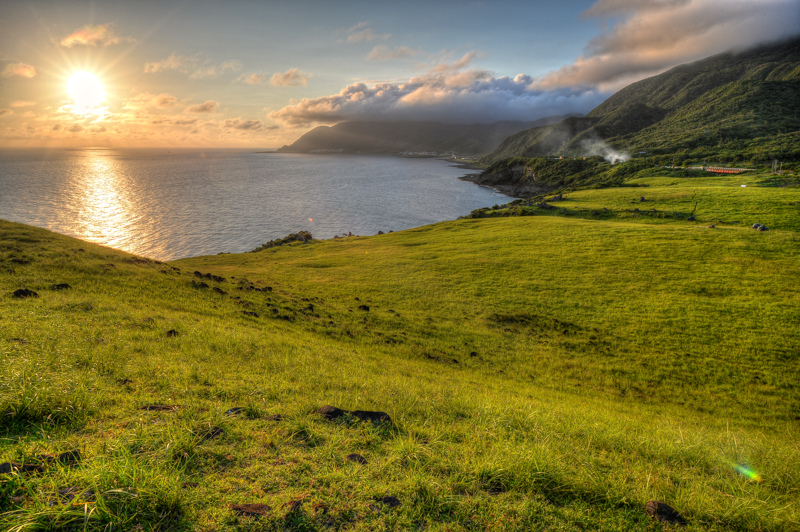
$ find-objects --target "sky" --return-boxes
[1,0,798,148]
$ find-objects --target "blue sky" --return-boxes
[1,0,798,147]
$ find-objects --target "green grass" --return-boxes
[1,171,799,530]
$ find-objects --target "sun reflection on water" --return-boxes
[73,150,140,253]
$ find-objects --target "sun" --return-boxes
[67,71,106,114]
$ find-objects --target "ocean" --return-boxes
[0,148,507,260]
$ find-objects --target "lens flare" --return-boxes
[732,463,763,483]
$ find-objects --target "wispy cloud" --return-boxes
[535,0,800,91]
[10,101,36,107]
[1,63,36,78]
[144,54,241,79]
[223,118,266,130]
[122,92,178,110]
[270,68,312,87]
[0,109,13,117]
[344,22,391,43]
[269,51,605,127]
[367,45,421,61]
[237,73,268,85]
[185,101,219,113]
[59,23,132,47]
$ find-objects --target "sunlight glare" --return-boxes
[67,71,106,114]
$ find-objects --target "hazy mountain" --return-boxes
[276,117,570,157]
[483,37,800,165]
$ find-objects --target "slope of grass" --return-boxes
[1,172,799,530]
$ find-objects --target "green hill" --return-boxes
[483,37,800,165]
[2,169,799,530]
[276,117,568,157]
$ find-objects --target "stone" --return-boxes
[166,329,180,337]
[139,404,180,411]
[640,196,646,202]
[645,501,687,526]
[229,503,271,518]
[347,453,367,464]
[225,407,246,415]
[709,224,716,228]
[318,405,393,425]
[687,215,695,221]
[470,351,478,357]
[241,311,259,317]
[52,283,72,290]
[192,281,209,289]
[267,414,284,422]
[213,287,227,295]
[193,271,203,278]
[375,495,401,508]
[12,288,39,298]
[358,305,370,311]
[212,275,226,283]
[11,258,30,264]
[0,462,45,474]
[758,225,769,231]
[752,223,762,229]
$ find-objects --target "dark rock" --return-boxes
[470,351,478,357]
[317,405,347,419]
[303,304,314,312]
[193,271,203,277]
[640,196,646,202]
[51,283,72,290]
[634,208,640,213]
[225,407,247,416]
[0,462,45,474]
[212,275,225,283]
[358,305,370,311]
[377,230,385,235]
[687,215,696,221]
[12,288,39,298]
[375,495,401,508]
[271,308,279,314]
[139,404,180,411]
[37,450,80,466]
[119,377,133,385]
[709,224,716,228]
[198,426,224,440]
[319,405,393,425]
[241,311,259,317]
[758,225,769,231]
[11,258,30,265]
[752,223,762,229]
[354,297,360,301]
[192,281,209,289]
[213,287,227,295]
[592,210,599,216]
[166,329,180,337]
[267,414,284,422]
[229,503,271,518]
[347,453,367,464]
[549,193,563,202]
[645,501,687,526]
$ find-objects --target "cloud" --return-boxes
[11,101,36,107]
[1,63,36,78]
[144,54,240,79]
[223,118,264,130]
[59,23,131,47]
[122,92,178,110]
[52,124,62,131]
[185,100,219,113]
[535,0,800,91]
[0,109,12,117]
[66,124,84,132]
[345,22,391,43]
[89,126,107,133]
[270,68,312,87]
[237,73,267,85]
[269,53,606,127]
[368,45,421,61]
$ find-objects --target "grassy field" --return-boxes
[1,170,798,530]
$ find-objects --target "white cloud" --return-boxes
[269,52,606,127]
[185,100,219,113]
[144,54,241,79]
[1,63,36,78]
[344,21,391,43]
[59,23,132,47]
[368,45,421,61]
[535,0,800,91]
[270,68,312,87]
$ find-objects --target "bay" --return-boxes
[0,148,507,260]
